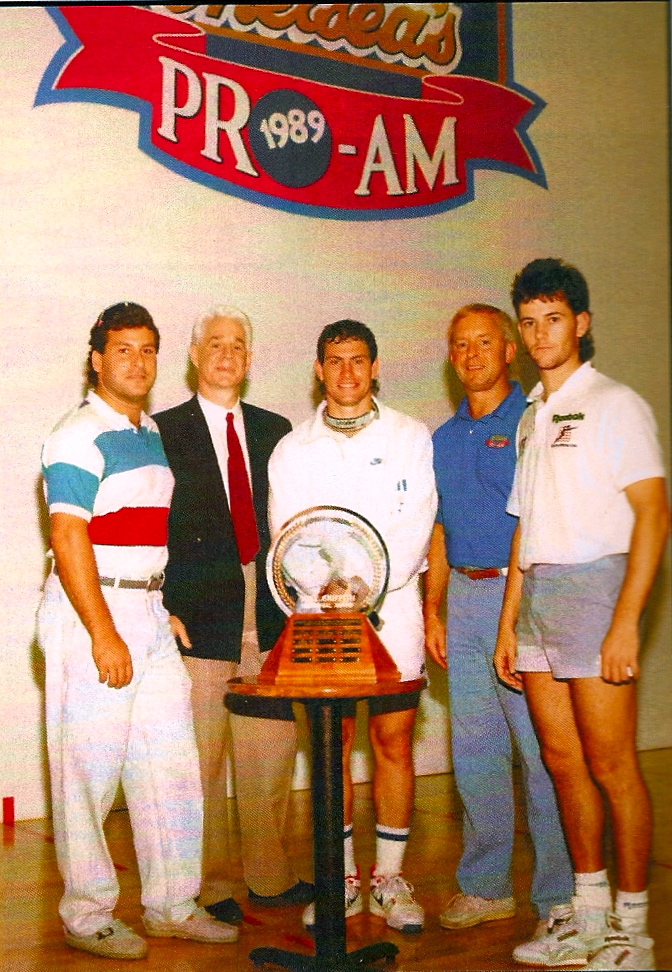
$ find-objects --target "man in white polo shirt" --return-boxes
[495,259,669,972]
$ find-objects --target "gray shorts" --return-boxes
[515,555,627,679]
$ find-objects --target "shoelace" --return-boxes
[345,876,360,904]
[374,875,414,902]
[547,906,573,932]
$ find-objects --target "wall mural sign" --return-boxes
[36,4,544,220]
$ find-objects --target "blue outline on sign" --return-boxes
[35,6,546,222]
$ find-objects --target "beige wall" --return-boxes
[0,2,669,819]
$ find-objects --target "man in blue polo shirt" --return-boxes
[424,303,571,933]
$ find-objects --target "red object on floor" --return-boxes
[3,796,15,826]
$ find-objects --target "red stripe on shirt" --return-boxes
[88,508,169,546]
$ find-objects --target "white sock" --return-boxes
[615,889,648,935]
[574,870,612,913]
[343,825,356,878]
[373,824,409,878]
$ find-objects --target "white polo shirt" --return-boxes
[508,363,666,570]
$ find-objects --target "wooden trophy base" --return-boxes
[242,612,405,697]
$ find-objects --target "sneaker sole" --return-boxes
[513,951,589,968]
[369,897,423,934]
[65,933,148,959]
[144,926,238,943]
[441,905,516,929]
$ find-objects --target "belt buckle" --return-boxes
[148,572,165,592]
[106,575,163,590]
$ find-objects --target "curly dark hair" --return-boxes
[87,302,159,387]
[316,319,378,364]
[511,258,594,361]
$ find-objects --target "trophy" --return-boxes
[230,507,407,969]
[258,506,400,692]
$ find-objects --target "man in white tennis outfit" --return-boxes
[268,320,436,934]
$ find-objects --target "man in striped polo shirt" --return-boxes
[38,303,238,960]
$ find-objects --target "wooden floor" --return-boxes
[2,748,671,972]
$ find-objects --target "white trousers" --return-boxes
[38,574,203,936]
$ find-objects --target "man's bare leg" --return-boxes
[570,678,651,892]
[367,706,424,932]
[368,708,417,829]
[523,672,605,874]
[512,673,611,968]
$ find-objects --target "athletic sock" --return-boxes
[615,889,648,935]
[343,824,356,878]
[373,824,409,878]
[574,870,612,914]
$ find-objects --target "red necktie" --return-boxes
[226,412,259,565]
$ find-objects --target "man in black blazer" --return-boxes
[155,306,312,923]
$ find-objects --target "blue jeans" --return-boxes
[447,570,572,918]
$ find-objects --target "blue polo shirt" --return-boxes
[433,382,528,568]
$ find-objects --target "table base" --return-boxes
[249,940,398,970]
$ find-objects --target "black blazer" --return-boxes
[155,397,291,665]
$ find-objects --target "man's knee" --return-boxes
[586,746,640,793]
[369,718,414,766]
[536,735,585,789]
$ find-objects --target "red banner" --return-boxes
[40,5,542,218]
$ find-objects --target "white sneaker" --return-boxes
[143,905,239,943]
[369,873,424,934]
[302,873,363,930]
[513,900,608,967]
[584,918,655,971]
[65,919,148,959]
[440,892,516,929]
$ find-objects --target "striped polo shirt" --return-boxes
[42,391,174,579]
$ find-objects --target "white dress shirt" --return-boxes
[198,393,253,501]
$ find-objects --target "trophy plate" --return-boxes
[267,505,390,617]
[251,507,397,692]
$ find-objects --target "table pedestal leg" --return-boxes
[249,701,398,971]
